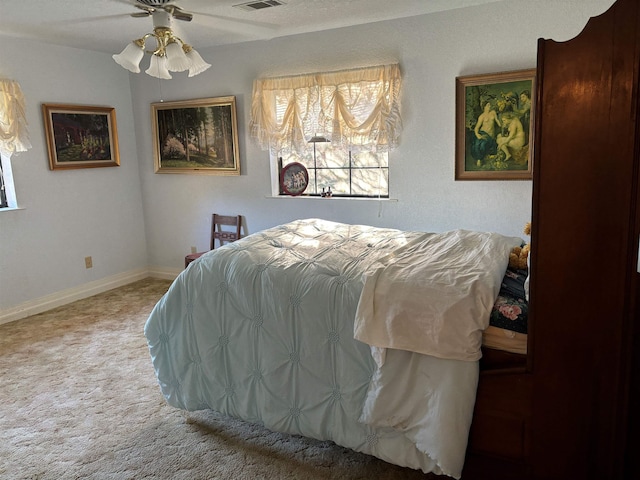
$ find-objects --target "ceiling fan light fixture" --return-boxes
[112,40,145,73]
[145,54,172,79]
[183,45,211,77]
[113,7,210,79]
[165,40,190,72]
[114,31,210,79]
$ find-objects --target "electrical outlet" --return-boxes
[84,256,93,269]
[191,246,197,254]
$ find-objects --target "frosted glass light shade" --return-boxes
[165,41,190,72]
[186,48,211,77]
[145,55,172,79]
[112,42,144,73]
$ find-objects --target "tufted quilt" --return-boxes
[144,219,511,478]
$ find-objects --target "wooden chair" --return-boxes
[184,214,242,268]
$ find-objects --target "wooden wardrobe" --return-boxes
[464,0,640,477]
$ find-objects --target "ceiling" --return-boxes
[0,0,504,55]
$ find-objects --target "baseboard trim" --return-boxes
[148,266,182,280]
[0,268,166,326]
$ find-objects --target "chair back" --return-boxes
[211,214,242,249]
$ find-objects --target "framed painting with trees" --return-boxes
[43,104,120,170]
[151,96,240,175]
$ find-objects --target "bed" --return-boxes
[144,218,525,478]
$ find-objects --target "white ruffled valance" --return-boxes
[0,79,31,157]
[250,64,402,156]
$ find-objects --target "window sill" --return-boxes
[0,206,24,213]
[265,195,397,202]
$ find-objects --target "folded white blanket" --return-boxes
[354,229,522,365]
[360,348,479,478]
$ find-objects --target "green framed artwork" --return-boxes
[43,104,120,170]
[151,96,240,175]
[455,69,535,180]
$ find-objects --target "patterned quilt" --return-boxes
[145,219,520,478]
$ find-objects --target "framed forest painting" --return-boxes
[43,104,120,170]
[151,96,240,175]
[455,69,535,180]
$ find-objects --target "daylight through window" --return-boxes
[278,147,388,198]
[250,64,401,198]
[0,79,31,209]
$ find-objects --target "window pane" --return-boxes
[353,151,388,168]
[323,148,349,168]
[317,168,349,196]
[281,152,312,169]
[0,153,17,208]
[0,164,7,208]
[275,150,389,197]
[351,168,388,196]
[306,168,318,194]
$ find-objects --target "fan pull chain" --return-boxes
[157,77,164,102]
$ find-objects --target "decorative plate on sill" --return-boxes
[280,162,309,196]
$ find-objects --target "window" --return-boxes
[0,155,7,208]
[250,64,401,198]
[0,79,31,209]
[277,146,388,198]
[0,153,16,208]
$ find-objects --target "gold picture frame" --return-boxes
[43,104,120,170]
[151,96,240,175]
[455,69,535,180]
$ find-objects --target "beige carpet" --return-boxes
[0,278,436,480]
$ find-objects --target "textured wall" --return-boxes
[0,39,148,312]
[132,0,615,269]
[0,0,615,313]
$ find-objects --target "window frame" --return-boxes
[0,152,18,209]
[251,64,402,199]
[274,148,390,198]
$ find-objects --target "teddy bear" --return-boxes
[509,222,531,270]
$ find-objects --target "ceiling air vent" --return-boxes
[136,0,174,6]
[233,0,286,12]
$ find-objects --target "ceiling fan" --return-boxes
[112,0,210,78]
[128,0,194,23]
[111,0,279,78]
[121,0,280,35]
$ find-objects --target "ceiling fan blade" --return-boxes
[134,4,155,14]
[173,13,194,22]
[106,0,140,6]
[131,12,152,18]
[46,13,139,26]
[165,6,193,22]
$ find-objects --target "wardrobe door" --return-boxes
[627,275,640,479]
[529,0,640,478]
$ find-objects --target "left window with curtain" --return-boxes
[0,79,31,209]
[1,152,16,208]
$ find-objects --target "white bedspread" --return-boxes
[354,230,522,365]
[145,220,519,479]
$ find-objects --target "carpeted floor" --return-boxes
[0,278,435,479]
